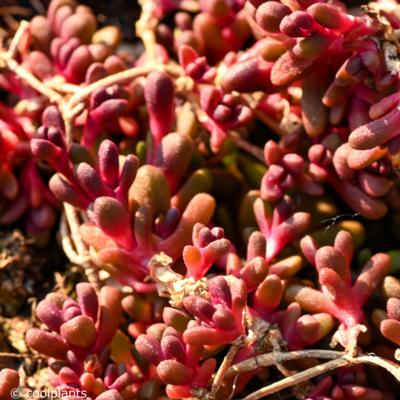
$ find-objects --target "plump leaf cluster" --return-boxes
[1,0,400,399]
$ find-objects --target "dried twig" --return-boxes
[136,0,159,63]
[239,352,400,400]
[0,22,63,103]
[227,349,344,377]
[7,20,28,57]
[67,64,181,108]
[228,132,265,163]
[209,338,244,398]
[0,352,44,360]
[0,6,31,17]
[4,57,63,102]
[1,21,182,131]
[61,204,101,291]
[243,356,350,400]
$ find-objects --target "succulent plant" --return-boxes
[381,298,400,347]
[25,284,143,399]
[287,231,390,347]
[0,104,58,242]
[135,311,217,399]
[0,369,19,399]
[0,0,400,398]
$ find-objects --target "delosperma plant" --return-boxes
[25,284,136,399]
[1,0,400,399]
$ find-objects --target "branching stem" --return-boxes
[209,339,243,398]
[0,21,63,103]
[62,204,101,291]
[228,131,265,163]
[243,356,351,400]
[227,349,344,377]
[0,352,45,360]
[236,351,400,400]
